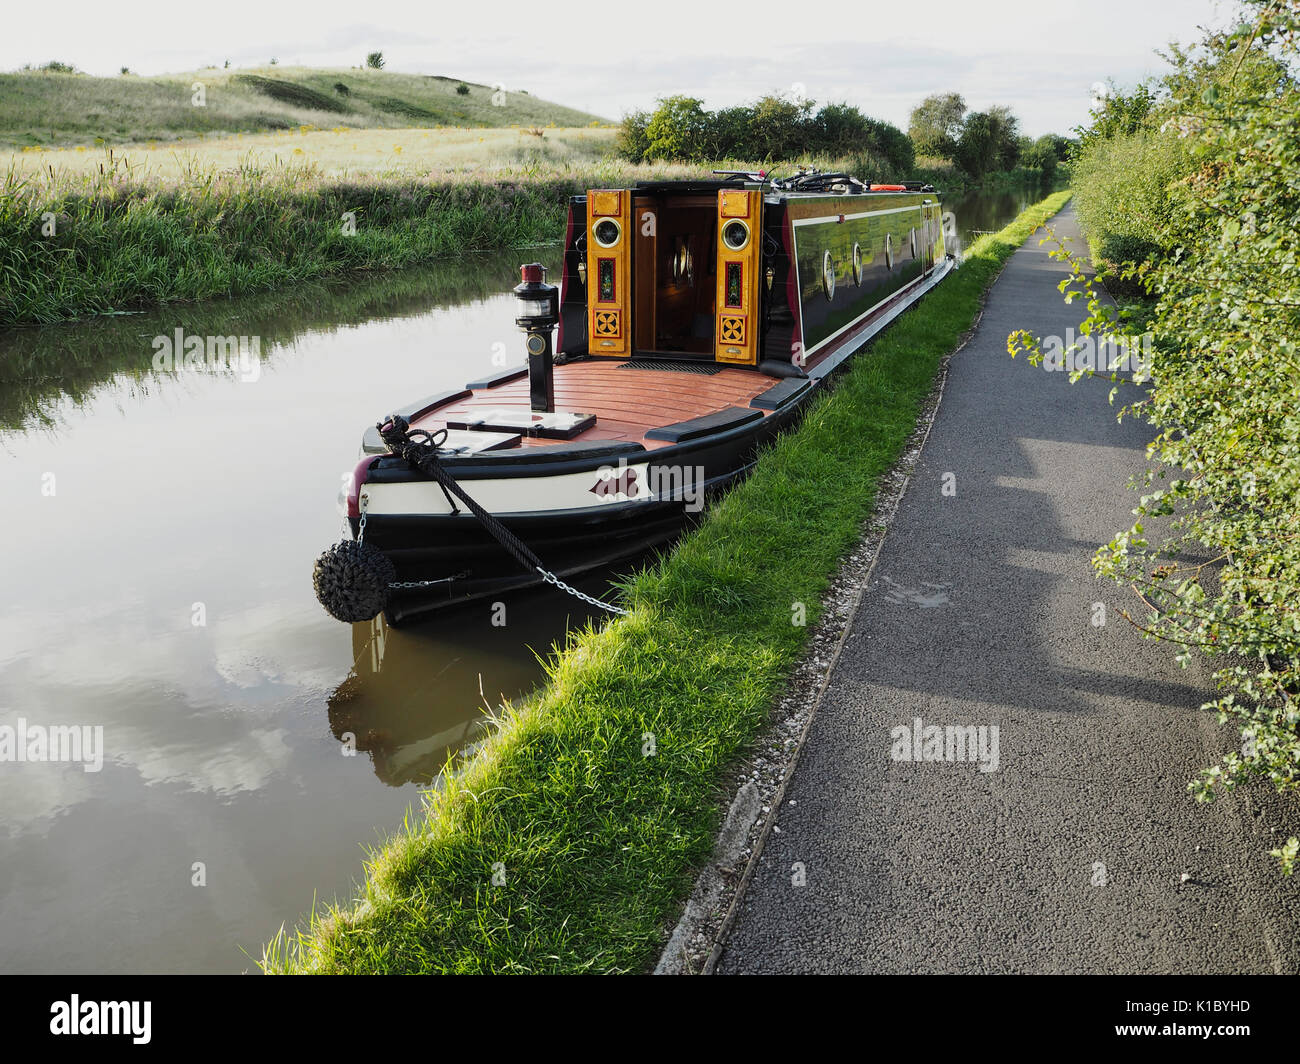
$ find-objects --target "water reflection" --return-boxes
[330,594,594,787]
[0,247,590,973]
[0,249,557,433]
[942,178,1063,253]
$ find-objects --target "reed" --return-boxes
[0,151,703,326]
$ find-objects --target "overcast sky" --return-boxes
[4,0,1236,137]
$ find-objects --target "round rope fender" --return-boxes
[312,539,396,623]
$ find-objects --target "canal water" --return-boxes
[0,183,1046,973]
[943,177,1063,255]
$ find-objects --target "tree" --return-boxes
[908,92,966,156]
[810,102,869,155]
[953,111,994,177]
[1074,80,1158,147]
[617,109,651,163]
[747,94,813,159]
[1021,133,1066,177]
[986,104,1021,169]
[644,96,710,160]
[864,117,915,173]
[706,106,753,160]
[366,51,385,70]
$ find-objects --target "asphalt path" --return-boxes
[717,207,1300,974]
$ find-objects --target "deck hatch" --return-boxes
[616,358,722,375]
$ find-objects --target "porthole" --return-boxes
[885,232,894,270]
[593,218,622,248]
[910,227,918,259]
[852,242,863,286]
[822,250,836,301]
[722,219,750,251]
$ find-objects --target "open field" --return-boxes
[7,125,621,182]
[0,65,609,148]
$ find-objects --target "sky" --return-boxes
[3,0,1238,137]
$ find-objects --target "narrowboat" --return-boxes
[315,169,955,625]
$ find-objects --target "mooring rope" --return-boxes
[313,415,631,622]
[376,415,630,617]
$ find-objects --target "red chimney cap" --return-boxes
[520,263,545,283]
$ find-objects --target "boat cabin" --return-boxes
[558,172,948,375]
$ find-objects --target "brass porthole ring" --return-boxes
[722,219,750,251]
[592,218,622,248]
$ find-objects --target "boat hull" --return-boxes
[355,394,805,622]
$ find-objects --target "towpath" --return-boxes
[716,206,1300,974]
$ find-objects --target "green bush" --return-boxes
[1011,0,1300,872]
[1069,128,1190,282]
[745,94,811,159]
[643,95,710,161]
[863,116,915,173]
[616,110,650,163]
[621,94,913,172]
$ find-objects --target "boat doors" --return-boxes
[586,189,632,357]
[586,186,762,364]
[714,188,762,365]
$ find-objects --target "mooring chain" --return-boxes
[373,415,630,617]
[536,568,631,616]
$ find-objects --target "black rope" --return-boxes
[377,414,546,576]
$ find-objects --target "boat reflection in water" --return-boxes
[325,573,630,786]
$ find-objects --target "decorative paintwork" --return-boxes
[586,188,632,356]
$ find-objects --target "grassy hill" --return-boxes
[0,65,610,147]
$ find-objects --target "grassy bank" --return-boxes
[7,125,619,181]
[0,65,606,147]
[0,153,704,326]
[261,189,1073,974]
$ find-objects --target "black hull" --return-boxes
[357,401,801,623]
[344,253,956,623]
